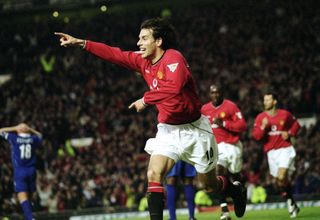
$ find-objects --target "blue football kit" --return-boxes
[0,131,42,192]
[167,160,197,178]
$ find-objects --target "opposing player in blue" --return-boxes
[166,161,197,220]
[0,123,42,220]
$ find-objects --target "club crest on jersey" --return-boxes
[157,71,164,80]
[167,63,179,72]
[220,112,226,118]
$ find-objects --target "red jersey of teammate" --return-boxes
[85,41,201,125]
[201,100,247,144]
[252,109,300,153]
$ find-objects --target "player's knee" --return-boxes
[183,177,193,185]
[147,168,163,182]
[167,176,177,185]
[17,192,28,202]
[276,176,288,187]
[217,164,228,176]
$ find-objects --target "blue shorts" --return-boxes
[167,161,197,178]
[13,167,36,193]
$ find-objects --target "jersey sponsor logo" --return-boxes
[167,63,179,72]
[152,78,158,88]
[220,112,226,118]
[268,131,282,136]
[156,71,164,80]
[150,79,160,90]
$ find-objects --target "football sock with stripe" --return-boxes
[147,182,165,220]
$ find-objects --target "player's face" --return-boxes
[17,127,28,133]
[137,29,158,60]
[209,86,222,106]
[16,123,29,133]
[263,94,276,111]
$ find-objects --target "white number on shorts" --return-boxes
[19,144,32,159]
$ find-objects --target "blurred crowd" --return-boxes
[1,0,320,216]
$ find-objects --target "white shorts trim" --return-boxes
[267,146,296,177]
[217,141,243,173]
[144,115,218,173]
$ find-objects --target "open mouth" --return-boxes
[136,48,146,54]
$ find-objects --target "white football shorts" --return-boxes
[145,115,218,174]
[217,141,243,173]
[267,146,296,177]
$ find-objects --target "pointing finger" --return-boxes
[54,32,65,37]
[128,103,134,109]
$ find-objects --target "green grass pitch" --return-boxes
[129,206,320,220]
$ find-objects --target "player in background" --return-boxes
[0,123,42,220]
[252,90,300,218]
[201,84,247,220]
[55,17,246,220]
[166,161,197,220]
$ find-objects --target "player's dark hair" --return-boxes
[264,89,278,101]
[210,83,224,95]
[140,17,178,50]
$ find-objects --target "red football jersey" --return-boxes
[252,109,300,152]
[85,41,201,124]
[201,100,247,144]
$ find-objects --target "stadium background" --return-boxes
[0,0,319,219]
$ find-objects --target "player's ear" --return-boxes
[274,100,277,106]
[155,37,163,47]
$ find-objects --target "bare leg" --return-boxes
[198,168,223,192]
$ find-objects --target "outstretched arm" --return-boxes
[54,32,143,73]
